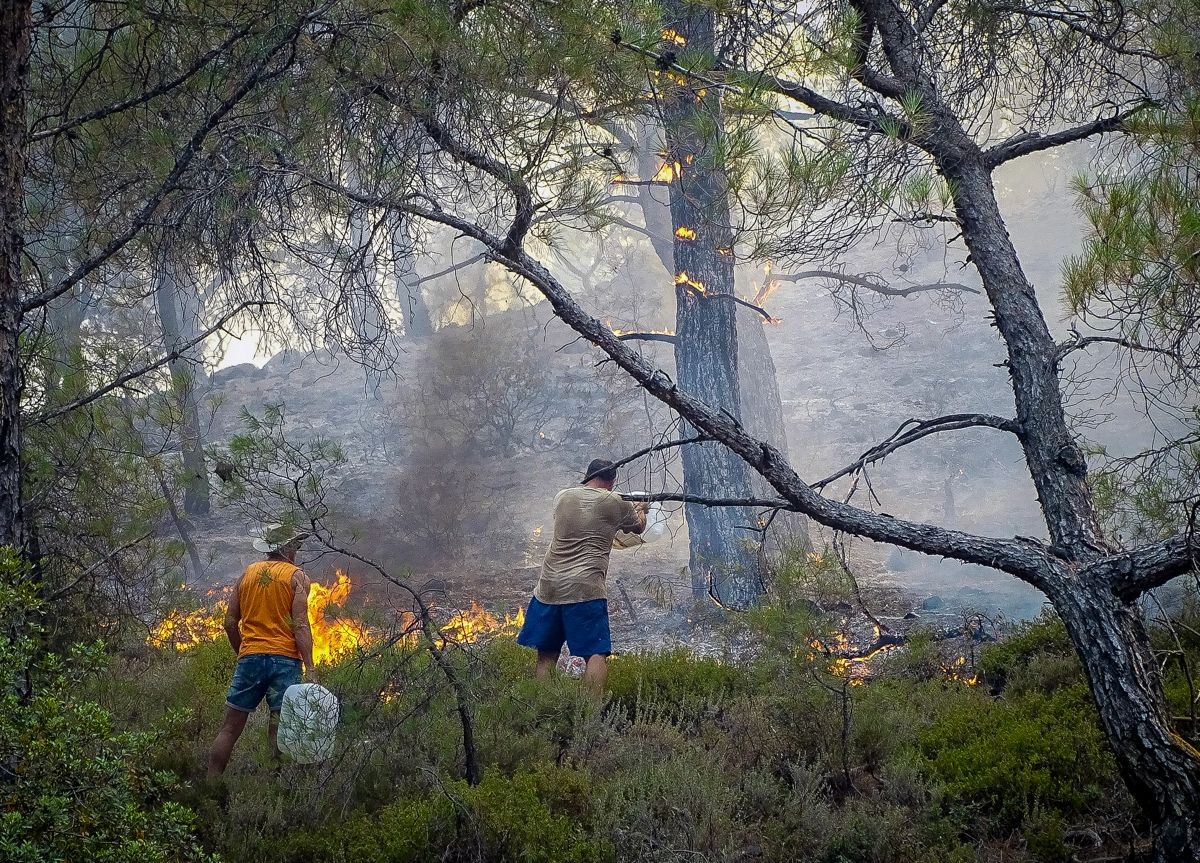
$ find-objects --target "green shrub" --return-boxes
[0,579,214,863]
[270,771,610,863]
[606,648,745,716]
[916,685,1116,829]
[978,613,1078,693]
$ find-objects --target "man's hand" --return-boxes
[304,664,320,684]
[633,501,650,515]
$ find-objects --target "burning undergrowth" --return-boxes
[148,571,525,662]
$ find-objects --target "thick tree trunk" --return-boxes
[154,247,211,517]
[940,151,1200,862]
[662,0,763,608]
[1051,583,1200,861]
[0,0,31,550]
[635,110,808,572]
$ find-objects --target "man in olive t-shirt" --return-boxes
[517,458,647,691]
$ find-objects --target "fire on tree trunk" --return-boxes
[661,0,763,608]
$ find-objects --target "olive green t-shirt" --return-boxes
[534,487,642,605]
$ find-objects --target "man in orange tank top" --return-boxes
[207,524,316,777]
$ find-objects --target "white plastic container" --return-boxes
[278,682,339,763]
[613,501,668,549]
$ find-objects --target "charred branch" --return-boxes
[776,270,979,297]
[615,331,677,344]
[812,413,1021,491]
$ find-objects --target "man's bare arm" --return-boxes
[627,501,649,535]
[224,583,242,654]
[291,570,316,675]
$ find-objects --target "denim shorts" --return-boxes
[225,653,302,713]
[516,596,611,657]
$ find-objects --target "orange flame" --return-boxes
[754,279,783,306]
[661,27,687,46]
[308,571,369,664]
[149,571,371,665]
[675,226,697,241]
[653,161,682,183]
[675,271,707,294]
[439,602,525,644]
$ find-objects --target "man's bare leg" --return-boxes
[535,650,558,679]
[582,654,607,694]
[207,707,250,778]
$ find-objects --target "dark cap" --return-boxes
[583,458,618,483]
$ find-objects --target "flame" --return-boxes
[661,27,686,46]
[148,602,227,650]
[697,88,707,99]
[308,571,369,664]
[149,571,371,665]
[675,226,697,241]
[439,602,525,644]
[675,271,707,294]
[716,247,733,257]
[652,161,682,183]
[754,279,782,306]
[150,576,530,664]
[610,173,627,184]
[942,654,980,686]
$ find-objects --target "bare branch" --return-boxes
[777,270,980,297]
[586,435,709,482]
[812,413,1022,490]
[615,331,678,344]
[984,104,1153,168]
[28,301,272,424]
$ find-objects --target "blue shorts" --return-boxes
[225,653,302,713]
[517,597,611,658]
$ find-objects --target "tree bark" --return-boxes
[662,0,763,607]
[154,246,211,517]
[1050,581,1200,861]
[0,0,31,551]
[942,155,1200,861]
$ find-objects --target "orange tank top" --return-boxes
[237,560,302,659]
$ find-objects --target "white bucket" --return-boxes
[613,501,668,549]
[278,682,339,763]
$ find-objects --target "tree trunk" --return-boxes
[153,247,211,517]
[662,0,763,608]
[391,216,433,338]
[635,110,808,575]
[940,151,1200,863]
[1051,582,1200,862]
[0,0,31,551]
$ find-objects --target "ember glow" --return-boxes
[661,27,686,46]
[675,226,697,241]
[674,271,707,294]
